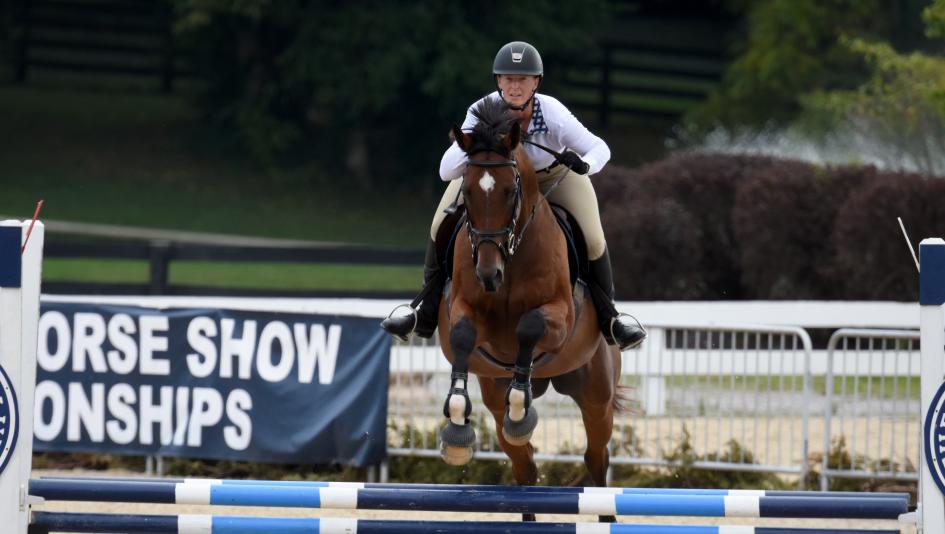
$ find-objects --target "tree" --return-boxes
[685,0,894,131]
[798,0,945,175]
[172,1,606,189]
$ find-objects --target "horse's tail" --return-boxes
[612,383,633,415]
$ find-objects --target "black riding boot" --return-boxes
[381,240,445,341]
[589,247,646,350]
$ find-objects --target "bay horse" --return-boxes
[437,99,624,509]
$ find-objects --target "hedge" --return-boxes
[595,152,945,300]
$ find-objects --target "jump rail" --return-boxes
[26,479,909,519]
[36,475,911,499]
[1,221,942,533]
[28,512,900,534]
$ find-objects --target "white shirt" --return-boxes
[438,92,611,181]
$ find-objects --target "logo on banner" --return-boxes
[925,380,945,496]
[0,363,19,475]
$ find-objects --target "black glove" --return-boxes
[558,150,590,175]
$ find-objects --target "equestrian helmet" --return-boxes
[493,41,543,77]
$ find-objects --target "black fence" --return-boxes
[44,237,424,299]
[13,0,184,92]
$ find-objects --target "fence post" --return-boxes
[149,240,171,294]
[160,3,174,93]
[598,42,612,127]
[14,0,32,83]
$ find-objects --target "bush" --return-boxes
[831,171,945,299]
[597,152,945,300]
[598,153,749,299]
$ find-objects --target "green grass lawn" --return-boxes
[0,85,433,247]
[0,84,438,291]
[42,259,422,292]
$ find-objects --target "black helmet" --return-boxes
[492,41,543,77]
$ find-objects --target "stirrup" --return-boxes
[609,313,647,351]
[383,304,418,341]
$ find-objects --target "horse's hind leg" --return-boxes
[479,375,544,521]
[440,316,478,465]
[553,341,621,522]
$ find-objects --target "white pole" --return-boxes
[919,237,945,534]
[0,220,43,534]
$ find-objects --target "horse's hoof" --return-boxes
[440,421,476,465]
[440,444,474,465]
[502,406,538,446]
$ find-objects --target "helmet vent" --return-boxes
[511,50,524,62]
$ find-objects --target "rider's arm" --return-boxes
[439,96,493,181]
[554,104,611,175]
[439,142,467,182]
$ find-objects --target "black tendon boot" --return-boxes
[381,240,445,341]
[588,247,646,350]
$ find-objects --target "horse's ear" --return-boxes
[450,124,470,152]
[505,121,521,152]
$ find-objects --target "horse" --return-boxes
[436,99,624,519]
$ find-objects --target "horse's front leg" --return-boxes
[440,314,478,465]
[503,303,569,445]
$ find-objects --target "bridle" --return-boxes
[454,140,573,268]
[462,155,523,266]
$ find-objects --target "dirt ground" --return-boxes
[30,468,915,533]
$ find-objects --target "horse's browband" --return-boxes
[467,158,516,168]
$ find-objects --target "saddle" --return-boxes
[436,203,588,287]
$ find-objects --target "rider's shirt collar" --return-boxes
[528,96,548,136]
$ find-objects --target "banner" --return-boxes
[33,302,391,467]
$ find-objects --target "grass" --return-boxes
[42,259,423,291]
[0,85,433,247]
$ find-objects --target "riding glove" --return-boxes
[558,150,590,175]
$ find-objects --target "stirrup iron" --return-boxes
[610,312,647,350]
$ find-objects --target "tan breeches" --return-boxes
[430,165,607,260]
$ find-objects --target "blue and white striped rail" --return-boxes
[38,476,910,500]
[30,512,900,534]
[28,479,908,519]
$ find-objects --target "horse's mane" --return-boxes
[467,98,518,157]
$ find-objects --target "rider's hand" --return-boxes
[558,151,590,175]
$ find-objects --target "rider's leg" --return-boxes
[381,179,463,340]
[542,169,646,350]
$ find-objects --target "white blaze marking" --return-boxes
[479,172,496,194]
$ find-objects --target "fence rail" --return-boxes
[43,237,424,297]
[389,324,924,488]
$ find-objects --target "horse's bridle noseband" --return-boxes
[462,156,523,266]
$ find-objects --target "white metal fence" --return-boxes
[388,323,923,487]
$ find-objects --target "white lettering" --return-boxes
[72,313,107,373]
[139,385,174,446]
[173,386,189,446]
[223,389,253,451]
[105,384,137,444]
[67,382,105,442]
[33,380,65,441]
[187,387,223,447]
[220,319,256,379]
[295,324,342,384]
[106,314,138,375]
[38,311,71,372]
[139,316,170,375]
[186,317,218,378]
[257,321,294,382]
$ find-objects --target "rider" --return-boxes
[382,41,646,350]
